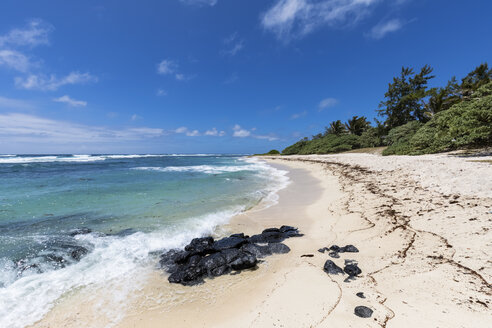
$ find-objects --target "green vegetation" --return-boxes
[282,63,492,156]
[255,149,281,156]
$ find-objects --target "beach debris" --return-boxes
[160,226,302,286]
[323,260,344,275]
[354,306,373,318]
[318,247,328,253]
[301,254,314,257]
[356,292,366,299]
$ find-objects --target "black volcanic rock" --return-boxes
[185,237,215,255]
[161,226,300,286]
[344,263,362,277]
[323,260,343,275]
[354,306,373,318]
[340,245,359,253]
[212,236,248,251]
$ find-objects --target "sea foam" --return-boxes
[0,156,290,328]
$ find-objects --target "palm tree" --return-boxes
[424,78,461,118]
[325,120,346,136]
[345,116,370,136]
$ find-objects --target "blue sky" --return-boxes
[0,0,490,154]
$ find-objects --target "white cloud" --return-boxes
[175,126,201,136]
[131,114,142,121]
[291,110,307,119]
[0,113,164,144]
[318,97,338,111]
[232,124,251,137]
[156,88,167,96]
[205,128,226,136]
[261,0,382,41]
[179,0,218,6]
[367,18,403,39]
[15,72,98,91]
[222,32,244,56]
[254,134,279,141]
[53,95,87,107]
[231,124,279,141]
[157,59,193,81]
[0,96,35,110]
[0,19,53,48]
[157,59,177,75]
[176,73,196,81]
[0,49,32,72]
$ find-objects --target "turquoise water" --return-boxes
[0,154,289,328]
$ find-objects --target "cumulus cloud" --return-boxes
[367,18,403,39]
[175,126,200,136]
[232,124,278,141]
[0,112,164,144]
[0,49,32,72]
[205,127,226,136]
[261,0,383,41]
[157,59,177,75]
[53,95,87,107]
[15,72,98,91]
[0,20,97,92]
[179,0,218,6]
[0,19,53,48]
[232,124,251,137]
[318,97,338,111]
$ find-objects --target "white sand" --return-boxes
[33,153,492,327]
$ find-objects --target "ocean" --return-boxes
[0,154,289,328]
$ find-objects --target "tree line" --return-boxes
[282,63,492,155]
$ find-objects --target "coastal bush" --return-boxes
[282,138,309,155]
[266,149,280,155]
[359,128,384,148]
[382,121,423,155]
[409,82,492,153]
[284,134,361,155]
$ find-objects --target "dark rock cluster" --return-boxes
[159,226,303,286]
[318,244,359,258]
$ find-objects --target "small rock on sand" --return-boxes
[323,260,343,275]
[354,306,373,318]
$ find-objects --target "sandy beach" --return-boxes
[34,153,492,327]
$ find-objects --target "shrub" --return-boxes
[410,81,492,153]
[282,138,309,155]
[359,128,384,148]
[266,149,280,155]
[382,121,423,155]
[297,134,361,154]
